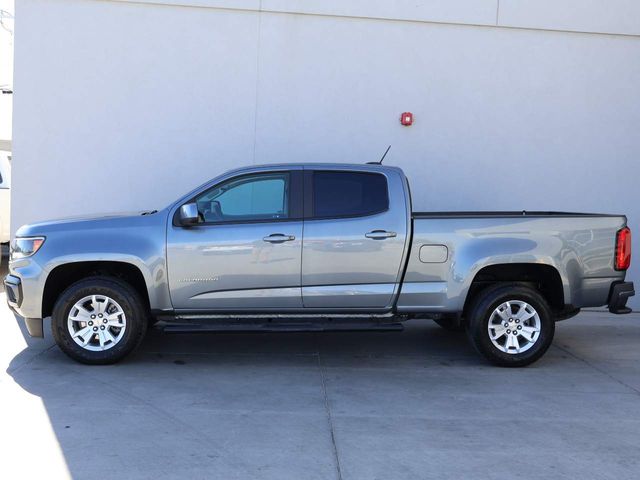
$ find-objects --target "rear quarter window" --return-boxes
[312,171,388,218]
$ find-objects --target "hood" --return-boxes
[15,210,162,237]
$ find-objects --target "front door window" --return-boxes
[195,173,289,223]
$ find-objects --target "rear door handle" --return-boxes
[365,230,397,240]
[263,233,296,243]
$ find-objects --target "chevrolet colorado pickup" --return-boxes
[5,163,634,366]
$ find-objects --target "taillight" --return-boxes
[615,227,631,271]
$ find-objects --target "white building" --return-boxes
[13,0,640,307]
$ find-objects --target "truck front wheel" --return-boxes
[51,276,148,364]
[466,284,555,367]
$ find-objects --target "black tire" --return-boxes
[51,276,148,364]
[466,283,555,367]
[433,318,465,332]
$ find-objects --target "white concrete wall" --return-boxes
[0,0,13,148]
[13,0,640,307]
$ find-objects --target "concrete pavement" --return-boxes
[2,283,640,479]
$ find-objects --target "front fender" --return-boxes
[10,210,171,319]
[42,252,171,312]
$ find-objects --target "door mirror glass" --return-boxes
[179,203,201,226]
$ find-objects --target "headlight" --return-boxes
[11,237,46,259]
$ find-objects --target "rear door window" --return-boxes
[312,171,388,218]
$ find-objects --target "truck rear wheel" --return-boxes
[466,284,554,367]
[51,276,148,364]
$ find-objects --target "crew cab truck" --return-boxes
[5,164,635,366]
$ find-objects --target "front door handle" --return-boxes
[263,233,296,243]
[365,230,397,240]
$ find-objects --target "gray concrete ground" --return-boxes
[2,267,639,479]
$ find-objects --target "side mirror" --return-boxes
[179,203,201,226]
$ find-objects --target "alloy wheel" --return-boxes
[67,294,127,351]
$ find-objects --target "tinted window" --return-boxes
[313,172,388,218]
[196,173,289,223]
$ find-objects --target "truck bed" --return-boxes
[412,211,623,219]
[399,210,628,313]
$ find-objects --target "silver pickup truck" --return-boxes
[5,163,634,366]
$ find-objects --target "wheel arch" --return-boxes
[42,261,150,318]
[463,263,566,316]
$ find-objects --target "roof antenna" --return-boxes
[368,145,391,165]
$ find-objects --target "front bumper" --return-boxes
[4,274,44,337]
[4,274,22,308]
[608,281,635,314]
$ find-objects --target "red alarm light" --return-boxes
[400,112,413,126]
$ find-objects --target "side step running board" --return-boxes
[162,322,404,334]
